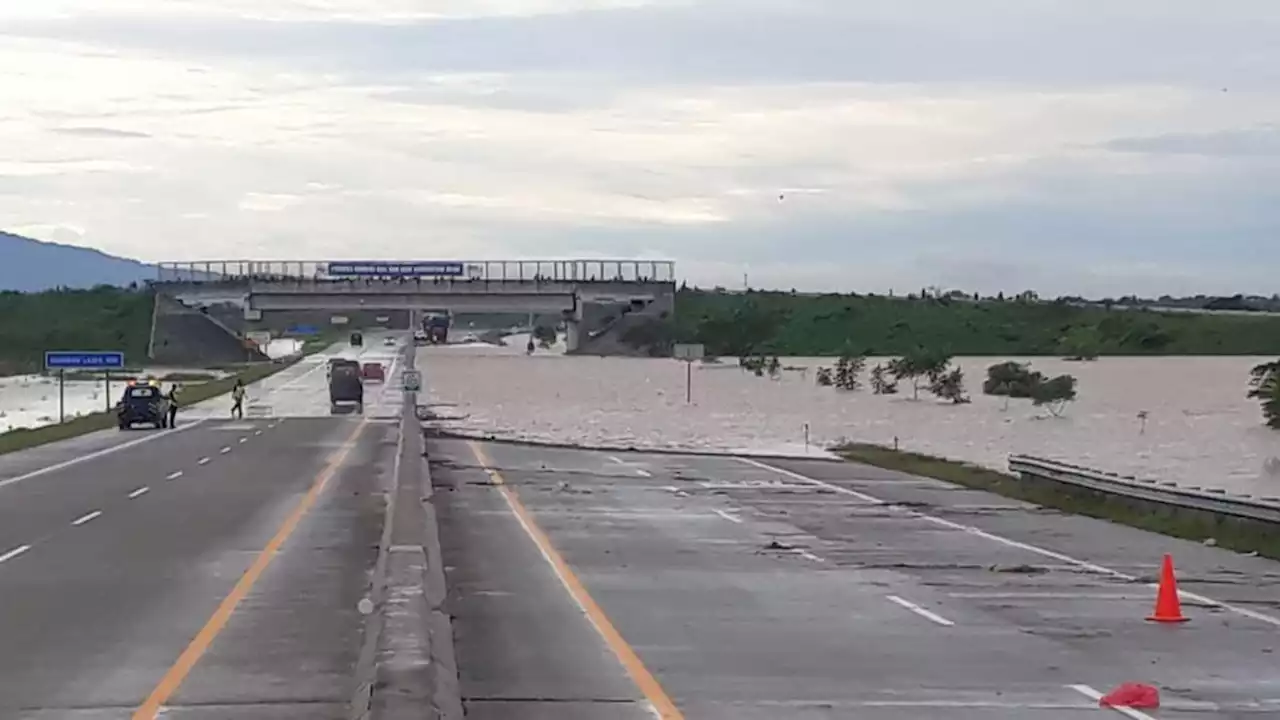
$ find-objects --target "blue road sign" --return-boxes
[287,324,320,336]
[326,261,464,277]
[44,351,125,370]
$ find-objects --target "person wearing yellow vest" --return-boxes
[231,379,246,419]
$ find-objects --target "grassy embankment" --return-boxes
[837,442,1280,560]
[663,289,1280,356]
[0,287,347,455]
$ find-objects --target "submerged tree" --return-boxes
[815,366,834,386]
[869,363,898,394]
[1030,374,1078,417]
[928,366,970,404]
[887,349,951,399]
[766,355,781,379]
[982,361,1046,398]
[1247,360,1280,429]
[833,354,866,391]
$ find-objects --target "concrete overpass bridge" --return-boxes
[151,259,677,355]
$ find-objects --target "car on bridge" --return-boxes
[116,381,171,430]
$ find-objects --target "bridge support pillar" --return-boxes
[564,320,582,353]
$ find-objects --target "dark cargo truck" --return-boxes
[422,312,450,344]
[328,359,364,414]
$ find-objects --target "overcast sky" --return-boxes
[1,0,1278,296]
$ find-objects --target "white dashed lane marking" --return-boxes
[128,487,150,499]
[71,511,102,526]
[0,545,31,564]
[166,471,183,480]
[713,509,742,523]
[887,595,955,627]
[197,457,210,465]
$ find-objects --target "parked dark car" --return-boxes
[116,382,171,430]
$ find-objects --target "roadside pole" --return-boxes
[58,370,65,424]
[673,343,704,404]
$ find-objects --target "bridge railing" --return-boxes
[155,259,676,284]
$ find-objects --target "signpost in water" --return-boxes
[44,351,126,423]
[673,344,704,404]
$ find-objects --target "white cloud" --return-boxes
[1,1,1279,294]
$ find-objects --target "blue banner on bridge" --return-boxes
[44,351,125,370]
[326,261,465,277]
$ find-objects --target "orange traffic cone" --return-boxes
[1147,553,1189,623]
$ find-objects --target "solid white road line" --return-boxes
[71,510,102,526]
[887,594,955,627]
[737,457,1280,629]
[0,420,208,492]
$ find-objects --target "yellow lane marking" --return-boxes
[132,419,369,719]
[468,441,684,719]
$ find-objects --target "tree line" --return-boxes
[0,286,154,375]
[641,289,1280,358]
[802,351,1077,414]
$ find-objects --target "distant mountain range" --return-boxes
[0,230,154,291]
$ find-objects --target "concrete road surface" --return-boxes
[430,438,1280,719]
[0,411,392,719]
[0,336,406,491]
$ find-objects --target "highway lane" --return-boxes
[0,338,410,718]
[431,438,1280,719]
[0,335,404,489]
[0,415,389,719]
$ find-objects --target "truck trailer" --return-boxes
[422,311,451,344]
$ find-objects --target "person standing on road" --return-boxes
[167,383,181,427]
[231,379,246,419]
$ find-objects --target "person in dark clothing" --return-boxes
[231,379,246,419]
[167,384,181,427]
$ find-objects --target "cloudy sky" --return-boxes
[1,0,1278,296]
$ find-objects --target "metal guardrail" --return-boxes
[1008,455,1280,525]
[155,259,676,283]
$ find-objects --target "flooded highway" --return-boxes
[0,332,1276,718]
[431,438,1280,719]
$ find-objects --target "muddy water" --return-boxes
[418,346,1280,497]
